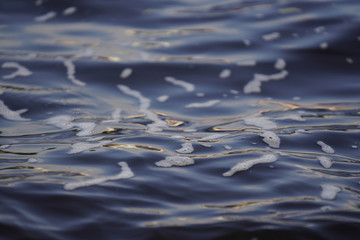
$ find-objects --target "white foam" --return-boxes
[34,11,57,22]
[275,112,306,121]
[63,6,77,16]
[262,32,280,41]
[243,115,277,129]
[237,60,256,66]
[2,62,32,79]
[176,142,194,154]
[68,140,111,154]
[117,84,167,133]
[317,141,335,154]
[317,156,333,168]
[219,69,231,79]
[230,89,239,95]
[314,26,325,33]
[346,58,354,64]
[35,0,43,6]
[112,108,122,120]
[120,68,133,79]
[64,161,134,190]
[199,133,229,141]
[243,39,251,46]
[157,95,169,102]
[224,145,232,150]
[164,76,195,92]
[320,184,341,200]
[62,58,86,86]
[0,100,29,121]
[155,156,194,167]
[74,122,96,137]
[45,115,73,129]
[0,144,10,149]
[320,42,328,49]
[223,153,278,177]
[27,158,38,163]
[274,58,286,70]
[260,131,280,148]
[351,145,358,149]
[196,92,205,97]
[185,99,220,108]
[243,70,288,94]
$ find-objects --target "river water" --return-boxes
[0,0,359,239]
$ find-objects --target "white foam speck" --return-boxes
[0,100,29,121]
[164,76,195,92]
[351,145,358,149]
[64,161,134,190]
[317,141,335,154]
[74,122,96,136]
[243,70,288,94]
[260,131,280,148]
[276,112,306,121]
[196,93,205,97]
[219,69,231,79]
[0,144,10,149]
[262,32,281,41]
[223,153,278,177]
[63,6,77,16]
[320,184,341,200]
[68,140,111,154]
[243,39,251,46]
[346,58,354,64]
[314,26,325,33]
[243,115,277,129]
[185,99,220,108]
[292,96,301,101]
[224,145,232,150]
[27,158,38,163]
[320,42,328,49]
[170,135,185,139]
[120,68,133,79]
[155,156,194,167]
[199,133,229,141]
[237,60,257,66]
[274,58,286,70]
[45,115,73,129]
[157,95,169,102]
[117,84,167,133]
[62,58,86,86]
[2,62,32,79]
[112,108,122,120]
[317,156,333,168]
[230,89,239,95]
[34,11,57,22]
[35,0,43,6]
[176,142,194,154]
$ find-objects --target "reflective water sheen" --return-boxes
[1,0,360,239]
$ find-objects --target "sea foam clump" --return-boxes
[165,76,195,92]
[0,100,29,121]
[223,153,278,177]
[2,62,32,79]
[64,162,134,190]
[68,140,112,154]
[317,141,335,154]
[320,184,341,200]
[219,69,231,79]
[156,156,194,167]
[34,11,57,22]
[260,131,280,148]
[243,115,277,129]
[176,142,194,154]
[243,70,288,94]
[317,156,333,168]
[120,68,133,79]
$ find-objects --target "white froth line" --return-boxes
[198,133,229,141]
[63,6,77,16]
[320,184,341,200]
[223,153,278,177]
[317,141,335,154]
[262,32,281,41]
[243,70,288,94]
[0,100,29,121]
[185,99,220,108]
[176,142,194,154]
[34,11,57,22]
[237,60,256,66]
[64,162,134,190]
[62,58,86,86]
[157,95,169,102]
[2,62,32,79]
[155,156,194,167]
[117,84,167,133]
[164,76,195,92]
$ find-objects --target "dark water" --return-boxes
[1,0,360,239]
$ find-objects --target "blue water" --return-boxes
[1,0,360,239]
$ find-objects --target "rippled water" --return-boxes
[1,0,360,239]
